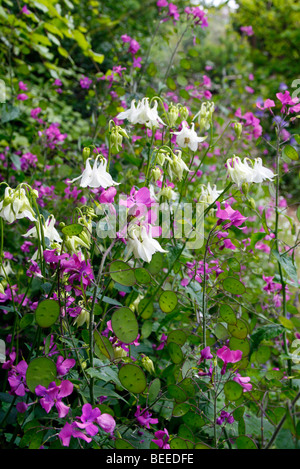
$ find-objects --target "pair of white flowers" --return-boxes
[70,155,119,189]
[117,97,165,128]
[226,156,275,188]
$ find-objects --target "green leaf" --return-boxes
[283,144,298,161]
[219,304,237,325]
[166,77,176,91]
[250,324,284,353]
[167,342,184,364]
[35,299,60,328]
[148,378,161,403]
[272,250,298,285]
[159,290,178,313]
[118,364,147,394]
[222,277,246,295]
[94,330,114,360]
[26,357,57,393]
[236,435,257,449]
[109,260,136,287]
[111,307,139,344]
[224,380,243,401]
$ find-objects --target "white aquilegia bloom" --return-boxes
[226,155,275,188]
[166,150,191,181]
[126,221,167,263]
[199,183,222,208]
[0,186,37,224]
[70,155,119,189]
[23,214,62,244]
[117,98,165,128]
[173,122,206,152]
[251,157,276,183]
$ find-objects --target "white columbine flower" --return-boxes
[126,222,167,263]
[0,186,37,224]
[199,183,222,208]
[226,155,275,188]
[173,122,206,152]
[117,98,165,128]
[70,155,119,189]
[23,214,62,244]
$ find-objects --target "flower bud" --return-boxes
[180,106,189,121]
[168,104,179,127]
[234,122,243,139]
[141,355,155,374]
[151,167,162,181]
[83,147,91,161]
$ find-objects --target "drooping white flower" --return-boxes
[117,98,165,128]
[0,186,37,224]
[126,222,167,263]
[0,260,15,277]
[251,157,276,183]
[70,156,119,189]
[226,155,275,188]
[225,156,254,188]
[173,122,206,152]
[23,214,62,244]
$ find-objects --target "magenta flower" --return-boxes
[74,403,101,436]
[215,202,247,228]
[233,373,252,392]
[96,413,116,435]
[128,39,140,55]
[157,0,168,7]
[80,76,92,89]
[7,360,28,396]
[135,406,159,429]
[152,428,170,449]
[18,81,28,91]
[56,356,76,377]
[198,346,213,364]
[240,25,254,36]
[256,99,275,110]
[21,5,30,14]
[133,56,142,69]
[217,410,234,425]
[17,93,28,101]
[216,346,243,375]
[35,380,73,418]
[59,422,92,447]
[276,91,299,113]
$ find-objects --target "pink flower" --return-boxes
[135,406,159,429]
[59,422,92,447]
[276,91,299,113]
[168,3,180,21]
[240,25,254,36]
[216,346,243,375]
[157,0,168,8]
[152,428,170,449]
[256,99,275,110]
[128,39,140,55]
[21,5,30,14]
[35,380,73,418]
[233,373,252,392]
[17,93,28,101]
[198,346,213,364]
[19,81,28,91]
[133,56,142,69]
[215,201,247,228]
[56,356,76,377]
[80,76,92,89]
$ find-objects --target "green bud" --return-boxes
[180,106,189,122]
[83,147,91,161]
[249,197,256,209]
[242,182,249,196]
[168,104,179,127]
[234,122,243,140]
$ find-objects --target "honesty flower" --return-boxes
[0,186,37,224]
[135,405,159,429]
[117,98,165,128]
[126,221,167,263]
[35,380,73,418]
[70,156,119,189]
[216,346,242,375]
[152,428,170,449]
[173,122,206,152]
